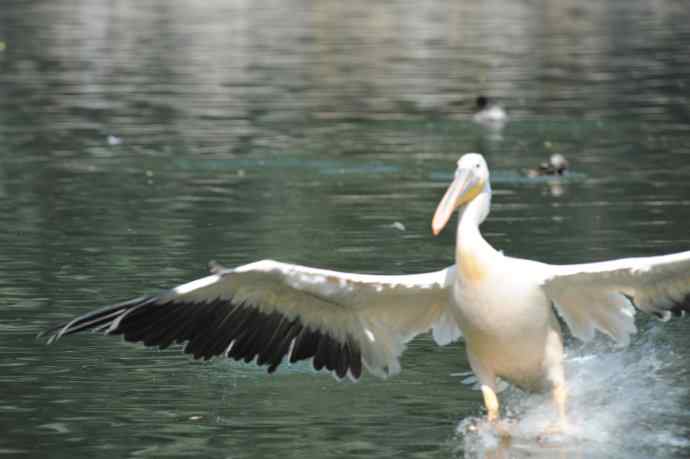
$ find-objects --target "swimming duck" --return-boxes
[527,154,569,177]
[473,96,508,127]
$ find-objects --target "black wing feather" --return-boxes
[266,320,304,373]
[43,295,363,379]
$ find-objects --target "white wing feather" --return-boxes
[48,259,460,379]
[164,260,460,376]
[541,250,690,345]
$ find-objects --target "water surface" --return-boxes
[1,1,690,458]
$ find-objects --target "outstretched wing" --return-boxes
[541,250,690,345]
[43,260,460,380]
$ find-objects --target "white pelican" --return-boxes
[44,153,690,431]
[473,96,508,128]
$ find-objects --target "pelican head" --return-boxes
[476,96,489,110]
[432,153,490,236]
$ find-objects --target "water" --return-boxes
[1,1,690,457]
[459,327,690,457]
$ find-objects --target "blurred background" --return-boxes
[1,1,690,458]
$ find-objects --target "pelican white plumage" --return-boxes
[44,153,690,430]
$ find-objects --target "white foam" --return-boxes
[456,326,690,457]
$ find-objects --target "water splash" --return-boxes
[455,326,690,458]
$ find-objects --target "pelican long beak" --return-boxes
[431,168,483,235]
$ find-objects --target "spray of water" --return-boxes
[456,326,690,458]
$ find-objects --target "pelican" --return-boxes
[44,153,690,432]
[473,96,508,128]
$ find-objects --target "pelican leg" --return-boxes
[477,383,515,439]
[553,383,569,430]
[543,321,569,432]
[468,352,503,424]
[480,384,500,422]
[536,383,571,445]
[536,382,570,445]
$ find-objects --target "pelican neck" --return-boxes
[455,193,496,260]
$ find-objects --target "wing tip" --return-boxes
[41,277,373,383]
[39,296,158,345]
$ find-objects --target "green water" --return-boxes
[1,1,690,458]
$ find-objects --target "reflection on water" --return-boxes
[2,0,690,458]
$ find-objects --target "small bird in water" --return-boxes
[527,153,569,177]
[473,96,508,128]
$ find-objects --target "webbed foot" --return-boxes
[536,420,570,445]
